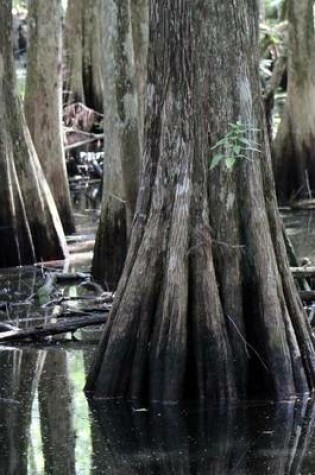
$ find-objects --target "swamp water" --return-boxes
[1,208,315,474]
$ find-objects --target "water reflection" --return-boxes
[1,344,315,473]
[88,399,315,475]
[38,351,76,474]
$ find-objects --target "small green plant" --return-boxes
[209,121,260,171]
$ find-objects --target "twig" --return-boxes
[226,314,268,371]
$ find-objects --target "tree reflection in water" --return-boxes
[0,347,44,475]
[38,350,76,475]
[88,397,315,475]
[1,343,315,474]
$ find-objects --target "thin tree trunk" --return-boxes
[82,0,103,113]
[0,0,68,267]
[63,0,85,105]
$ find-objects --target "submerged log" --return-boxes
[290,199,315,210]
[0,314,107,343]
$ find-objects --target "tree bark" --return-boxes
[272,0,315,202]
[25,0,75,234]
[86,1,315,402]
[92,0,141,290]
[0,0,68,267]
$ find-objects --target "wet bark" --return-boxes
[272,0,315,202]
[25,0,75,234]
[86,1,315,402]
[0,0,68,267]
[92,0,141,290]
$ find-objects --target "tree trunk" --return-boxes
[25,0,75,234]
[91,0,141,290]
[82,0,103,113]
[86,1,315,402]
[64,0,103,113]
[272,0,315,202]
[0,0,68,267]
[63,0,85,105]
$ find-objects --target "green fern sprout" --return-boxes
[210,121,260,171]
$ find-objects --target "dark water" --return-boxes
[1,347,315,475]
[1,209,315,474]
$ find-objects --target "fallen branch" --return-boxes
[64,134,104,152]
[291,267,315,278]
[290,199,315,210]
[0,314,107,343]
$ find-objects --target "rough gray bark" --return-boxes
[92,0,141,290]
[25,0,75,234]
[272,0,315,201]
[0,0,68,267]
[86,1,315,402]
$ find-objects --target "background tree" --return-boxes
[0,0,67,267]
[86,0,315,402]
[130,0,148,150]
[25,0,75,234]
[63,0,103,113]
[92,0,141,290]
[272,0,315,201]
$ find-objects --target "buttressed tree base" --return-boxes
[86,0,315,402]
[0,0,68,267]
